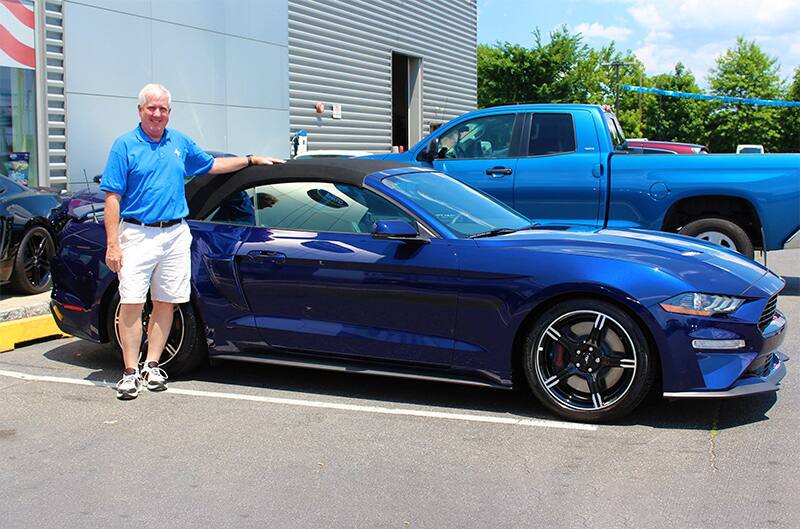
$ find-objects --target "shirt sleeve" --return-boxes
[99,143,128,195]
[184,139,215,177]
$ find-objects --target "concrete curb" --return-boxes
[0,313,68,353]
[0,300,52,323]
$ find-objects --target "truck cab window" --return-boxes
[437,114,514,159]
[528,113,576,156]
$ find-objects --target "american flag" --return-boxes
[0,0,34,70]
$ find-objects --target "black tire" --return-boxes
[523,298,654,423]
[678,218,754,259]
[106,292,206,375]
[10,225,55,295]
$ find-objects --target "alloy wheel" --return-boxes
[113,301,185,367]
[21,229,54,290]
[534,310,637,412]
[694,230,737,251]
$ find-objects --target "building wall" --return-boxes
[288,0,477,153]
[62,0,289,186]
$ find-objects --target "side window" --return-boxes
[244,181,416,234]
[528,113,576,156]
[205,189,258,226]
[436,114,515,160]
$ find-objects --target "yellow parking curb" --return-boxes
[0,314,69,353]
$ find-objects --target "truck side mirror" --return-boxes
[417,138,439,163]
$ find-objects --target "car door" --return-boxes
[513,110,605,227]
[231,180,459,367]
[431,113,523,207]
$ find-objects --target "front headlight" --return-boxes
[660,293,745,316]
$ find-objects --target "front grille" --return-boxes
[758,295,778,332]
[745,352,776,377]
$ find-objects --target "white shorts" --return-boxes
[117,220,192,304]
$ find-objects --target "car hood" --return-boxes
[477,226,774,296]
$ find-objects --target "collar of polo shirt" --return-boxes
[136,123,170,144]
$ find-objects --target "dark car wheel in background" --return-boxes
[10,226,55,295]
[679,217,754,259]
[524,299,655,423]
[107,293,206,375]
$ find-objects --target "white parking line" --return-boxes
[0,369,598,431]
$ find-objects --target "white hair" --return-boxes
[138,83,171,107]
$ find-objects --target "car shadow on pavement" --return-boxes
[42,339,779,431]
[41,339,119,380]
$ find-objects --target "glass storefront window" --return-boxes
[0,67,37,186]
[0,0,38,186]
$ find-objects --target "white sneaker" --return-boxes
[141,362,168,391]
[116,369,142,400]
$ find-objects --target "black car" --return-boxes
[0,175,62,294]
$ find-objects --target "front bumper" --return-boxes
[664,352,788,398]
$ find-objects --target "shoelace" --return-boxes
[116,372,140,390]
[144,366,168,381]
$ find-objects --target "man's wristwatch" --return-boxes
[246,155,254,167]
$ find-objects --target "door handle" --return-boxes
[247,250,287,264]
[485,166,512,177]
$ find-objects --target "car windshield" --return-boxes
[381,171,531,238]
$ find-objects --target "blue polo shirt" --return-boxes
[100,124,215,224]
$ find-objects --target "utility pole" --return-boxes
[639,71,643,127]
[602,60,636,115]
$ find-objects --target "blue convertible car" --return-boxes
[50,159,788,422]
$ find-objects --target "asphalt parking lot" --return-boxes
[1,250,798,529]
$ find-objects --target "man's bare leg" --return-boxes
[118,302,144,370]
[145,300,174,364]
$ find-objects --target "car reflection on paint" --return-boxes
[49,159,787,422]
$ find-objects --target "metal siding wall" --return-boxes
[288,0,476,152]
[62,0,289,187]
[35,0,67,187]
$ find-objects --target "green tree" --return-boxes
[706,37,786,152]
[477,27,646,136]
[583,43,647,138]
[477,26,598,108]
[780,67,800,152]
[640,63,708,144]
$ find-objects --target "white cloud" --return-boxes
[629,5,671,32]
[626,1,800,81]
[635,40,732,82]
[628,0,800,33]
[574,22,632,42]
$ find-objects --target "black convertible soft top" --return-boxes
[185,158,417,219]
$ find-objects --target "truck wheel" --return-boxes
[678,218,754,259]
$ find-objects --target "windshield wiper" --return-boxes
[468,223,538,239]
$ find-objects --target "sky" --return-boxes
[477,0,800,89]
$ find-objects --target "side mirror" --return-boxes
[416,138,439,163]
[371,219,429,243]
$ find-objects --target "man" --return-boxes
[101,83,283,400]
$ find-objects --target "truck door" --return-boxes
[513,110,605,227]
[431,113,522,206]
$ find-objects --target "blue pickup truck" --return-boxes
[370,104,800,259]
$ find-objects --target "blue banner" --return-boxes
[621,84,800,108]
